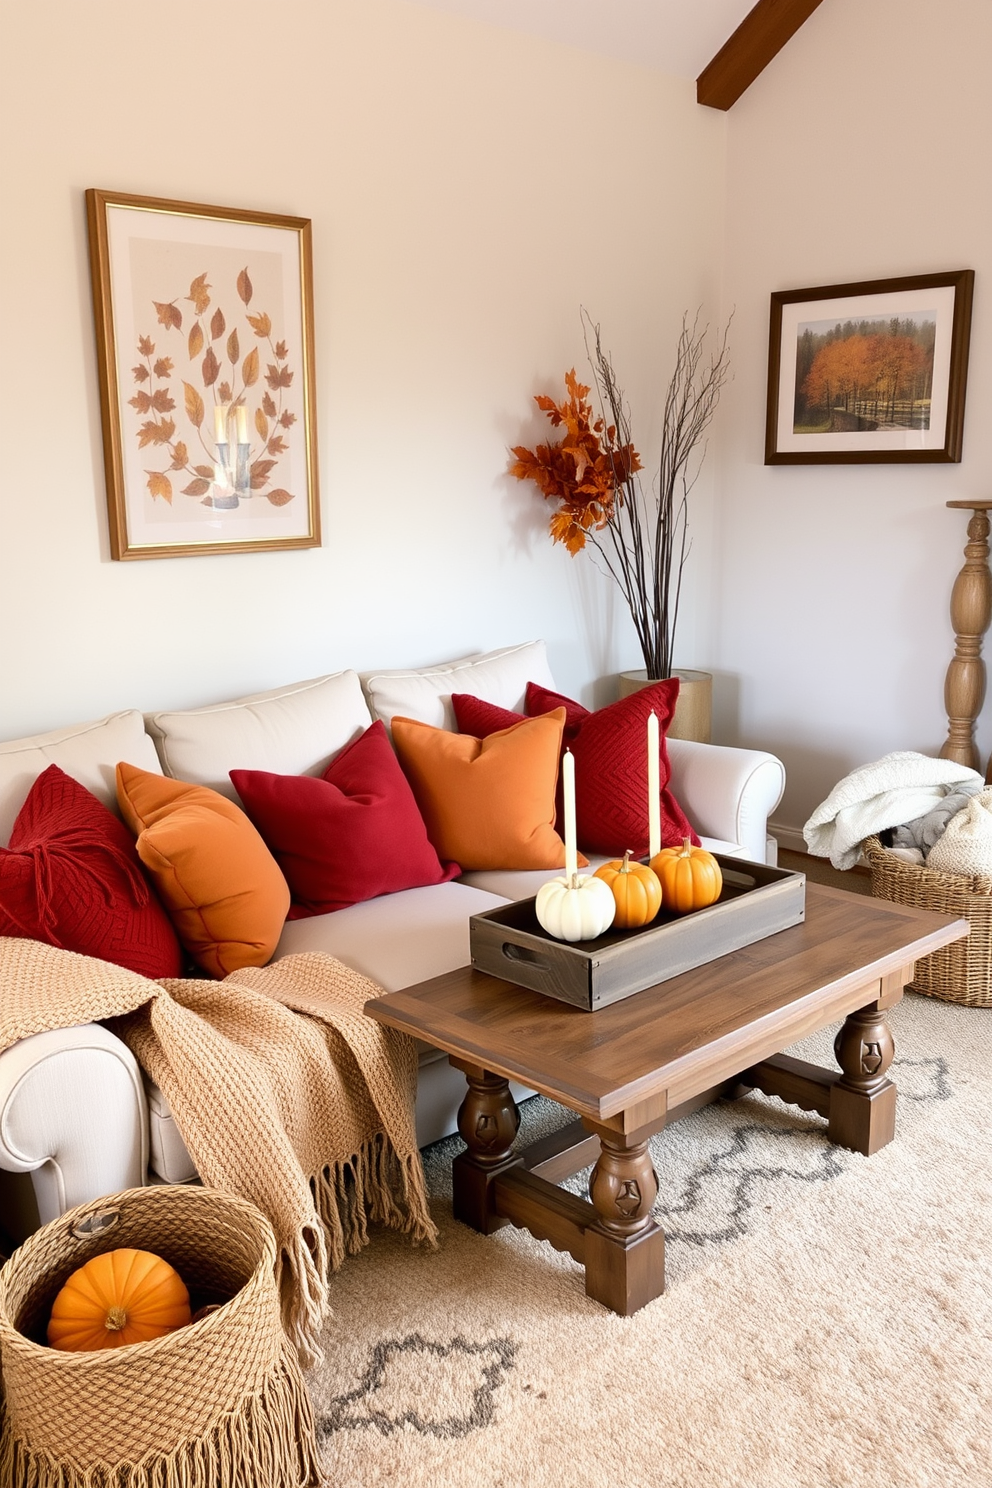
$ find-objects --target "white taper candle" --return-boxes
[562,748,578,882]
[647,710,660,860]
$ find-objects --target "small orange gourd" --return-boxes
[650,838,722,914]
[47,1248,191,1352]
[594,851,662,929]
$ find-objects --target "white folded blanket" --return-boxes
[804,751,983,870]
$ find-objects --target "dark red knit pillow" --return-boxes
[0,764,183,978]
[451,694,524,737]
[524,680,699,857]
[230,719,459,919]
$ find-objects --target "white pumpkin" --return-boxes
[535,873,616,943]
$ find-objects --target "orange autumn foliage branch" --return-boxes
[509,312,731,681]
[508,369,641,555]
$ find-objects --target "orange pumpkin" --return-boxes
[594,851,662,929]
[650,838,722,914]
[47,1248,191,1351]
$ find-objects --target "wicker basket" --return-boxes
[862,835,992,1007]
[0,1185,324,1488]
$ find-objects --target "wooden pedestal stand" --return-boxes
[939,500,992,777]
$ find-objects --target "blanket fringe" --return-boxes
[277,1220,331,1371]
[0,1346,325,1488]
[310,1131,438,1265]
[277,1133,439,1368]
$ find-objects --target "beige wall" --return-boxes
[718,0,992,843]
[9,0,982,846]
[0,0,725,741]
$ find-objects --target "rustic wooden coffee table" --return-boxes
[365,884,966,1316]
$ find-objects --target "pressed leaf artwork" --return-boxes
[132,267,299,511]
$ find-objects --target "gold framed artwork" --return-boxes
[86,189,320,559]
[765,269,974,464]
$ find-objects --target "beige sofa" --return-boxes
[0,641,786,1241]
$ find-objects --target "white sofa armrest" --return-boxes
[667,738,785,865]
[0,1023,148,1231]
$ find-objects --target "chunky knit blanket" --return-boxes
[0,938,437,1367]
[803,751,984,870]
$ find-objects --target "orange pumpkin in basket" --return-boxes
[650,838,722,914]
[47,1247,191,1351]
[594,851,662,929]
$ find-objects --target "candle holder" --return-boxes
[208,404,252,509]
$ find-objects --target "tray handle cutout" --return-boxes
[501,942,551,969]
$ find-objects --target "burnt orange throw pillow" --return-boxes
[390,709,581,871]
[116,763,290,977]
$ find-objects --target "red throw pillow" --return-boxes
[0,764,183,978]
[230,719,459,918]
[452,694,524,737]
[524,680,699,857]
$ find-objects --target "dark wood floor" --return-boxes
[778,847,873,897]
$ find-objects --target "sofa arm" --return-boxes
[667,738,785,864]
[0,1023,148,1232]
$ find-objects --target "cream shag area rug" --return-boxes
[309,993,992,1488]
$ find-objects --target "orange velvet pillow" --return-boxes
[116,763,290,978]
[390,709,582,871]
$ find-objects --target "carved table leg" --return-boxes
[583,1126,665,1315]
[827,1005,897,1156]
[451,1063,521,1234]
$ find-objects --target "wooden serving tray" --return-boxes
[468,856,806,1010]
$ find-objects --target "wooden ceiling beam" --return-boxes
[697,0,825,111]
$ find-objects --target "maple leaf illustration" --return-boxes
[154,300,182,331]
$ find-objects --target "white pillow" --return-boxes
[0,711,161,846]
[146,671,373,799]
[363,641,555,734]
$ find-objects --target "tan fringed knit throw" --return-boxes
[0,938,437,1366]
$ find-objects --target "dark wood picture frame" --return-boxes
[86,188,320,559]
[765,269,974,465]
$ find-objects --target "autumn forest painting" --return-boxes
[792,311,936,435]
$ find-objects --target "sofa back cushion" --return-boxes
[362,641,555,735]
[0,711,162,847]
[145,671,373,800]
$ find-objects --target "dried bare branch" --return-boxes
[581,308,731,679]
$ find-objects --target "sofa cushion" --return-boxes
[0,764,183,979]
[363,640,555,735]
[525,680,699,857]
[146,1078,198,1185]
[230,720,459,918]
[145,671,373,802]
[390,710,577,871]
[116,763,290,977]
[273,879,511,992]
[0,711,162,848]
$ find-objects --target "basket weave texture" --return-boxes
[0,1184,324,1488]
[863,835,992,1007]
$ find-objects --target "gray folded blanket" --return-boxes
[887,781,984,854]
